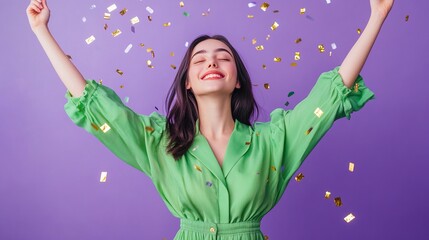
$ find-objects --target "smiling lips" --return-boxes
[201,70,225,80]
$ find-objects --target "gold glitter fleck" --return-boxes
[305,127,313,135]
[255,45,264,51]
[147,48,155,58]
[112,29,122,37]
[325,191,331,199]
[99,172,108,182]
[405,15,409,22]
[85,35,96,44]
[295,173,304,182]
[194,164,202,172]
[264,83,270,89]
[91,123,99,131]
[344,213,355,223]
[334,197,342,207]
[104,13,111,20]
[270,21,279,30]
[248,15,254,19]
[131,16,140,24]
[290,62,297,67]
[163,22,171,27]
[100,123,111,133]
[357,28,362,34]
[295,38,302,44]
[170,64,177,69]
[252,38,257,45]
[294,52,301,61]
[116,69,124,75]
[274,57,281,62]
[354,83,359,92]
[300,8,306,14]
[349,162,355,172]
[145,126,154,132]
[107,4,117,12]
[260,2,269,11]
[120,8,127,16]
[318,44,325,53]
[180,1,185,7]
[314,107,324,118]
[271,166,276,171]
[103,24,108,30]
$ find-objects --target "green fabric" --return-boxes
[64,67,375,239]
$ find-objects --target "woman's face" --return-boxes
[186,39,240,97]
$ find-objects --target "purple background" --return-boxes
[1,0,428,239]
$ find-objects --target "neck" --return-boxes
[196,95,235,139]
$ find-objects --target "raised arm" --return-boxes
[338,0,394,88]
[26,0,86,97]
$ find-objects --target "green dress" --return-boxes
[64,67,375,239]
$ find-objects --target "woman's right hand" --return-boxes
[26,0,50,33]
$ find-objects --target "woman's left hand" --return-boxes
[370,0,394,19]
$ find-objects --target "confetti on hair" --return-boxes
[295,38,302,44]
[314,107,324,118]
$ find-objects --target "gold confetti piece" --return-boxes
[266,34,270,40]
[194,164,202,172]
[274,57,282,62]
[245,141,251,145]
[85,35,96,44]
[107,4,117,12]
[260,2,269,11]
[147,60,154,68]
[103,23,108,30]
[100,171,108,182]
[294,52,301,61]
[318,44,325,53]
[116,69,124,75]
[120,85,124,89]
[255,45,264,51]
[314,107,324,118]
[344,213,355,223]
[354,83,359,92]
[252,38,257,45]
[163,22,171,27]
[248,15,254,18]
[112,29,122,37]
[357,28,362,34]
[140,43,145,47]
[264,83,270,89]
[180,1,185,7]
[104,13,111,20]
[295,38,302,44]
[305,127,313,135]
[100,123,111,133]
[131,16,140,24]
[146,48,155,58]
[170,64,177,69]
[349,162,355,172]
[271,166,276,171]
[325,191,331,199]
[91,123,99,131]
[270,21,279,30]
[262,64,266,69]
[148,16,152,21]
[120,8,127,15]
[290,62,297,67]
[170,52,175,56]
[334,197,342,206]
[145,126,154,132]
[405,15,409,22]
[295,173,304,182]
[300,8,306,14]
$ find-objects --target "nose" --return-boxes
[208,61,218,68]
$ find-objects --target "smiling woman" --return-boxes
[26,0,393,239]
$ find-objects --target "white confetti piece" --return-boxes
[124,44,133,53]
[146,6,154,14]
[248,2,257,8]
[82,17,87,22]
[107,4,117,12]
[331,43,337,50]
[100,171,108,182]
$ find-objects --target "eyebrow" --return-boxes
[191,48,233,60]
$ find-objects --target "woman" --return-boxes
[27,0,394,239]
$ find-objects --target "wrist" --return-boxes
[33,25,50,35]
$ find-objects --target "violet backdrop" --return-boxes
[1,0,428,239]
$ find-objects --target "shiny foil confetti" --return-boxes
[271,166,276,171]
[163,22,171,27]
[325,191,331,199]
[183,12,190,17]
[331,43,337,50]
[264,83,270,89]
[180,1,185,7]
[147,48,155,58]
[170,52,175,56]
[294,52,301,61]
[290,62,297,67]
[295,173,304,182]
[170,64,177,69]
[252,38,257,45]
[82,17,87,23]
[334,197,342,206]
[131,16,140,24]
[357,28,362,34]
[344,213,355,223]
[248,2,257,8]
[266,34,270,40]
[349,162,355,172]
[85,35,96,44]
[99,79,103,85]
[194,164,202,172]
[248,15,254,18]
[318,44,325,53]
[91,123,99,131]
[260,2,269,11]
[192,145,199,151]
[148,16,152,21]
[145,126,154,132]
[104,24,108,30]
[99,171,108,182]
[100,123,111,133]
[262,64,266,69]
[147,60,154,68]
[274,57,282,62]
[295,38,302,44]
[255,45,264,51]
[116,69,124,75]
[305,127,313,135]
[146,6,154,14]
[112,29,122,37]
[107,4,117,12]
[405,15,409,21]
[104,13,111,20]
[354,83,359,92]
[270,21,279,30]
[314,107,324,118]
[300,8,306,14]
[140,43,145,47]
[120,8,127,15]
[124,44,133,53]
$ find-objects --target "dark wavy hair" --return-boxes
[165,35,259,160]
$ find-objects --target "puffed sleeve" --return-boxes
[270,67,375,194]
[64,80,165,178]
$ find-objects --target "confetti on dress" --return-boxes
[85,35,96,44]
[202,8,211,16]
[264,83,270,89]
[271,166,276,171]
[270,21,279,30]
[131,16,140,24]
[349,162,355,172]
[107,4,117,12]
[325,191,331,199]
[334,197,342,207]
[206,181,213,187]
[344,213,355,223]
[100,123,111,133]
[146,6,154,14]
[124,44,133,53]
[145,126,154,132]
[194,164,202,172]
[314,107,324,118]
[100,171,108,182]
[260,2,269,11]
[305,127,313,135]
[295,173,304,182]
[112,29,122,37]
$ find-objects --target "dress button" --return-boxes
[209,227,216,233]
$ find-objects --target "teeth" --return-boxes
[203,73,222,80]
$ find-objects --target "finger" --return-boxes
[31,2,42,12]
[41,0,48,9]
[31,0,43,9]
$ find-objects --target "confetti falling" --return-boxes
[255,45,264,51]
[252,38,257,45]
[147,60,154,68]
[300,8,306,15]
[349,162,355,172]
[104,24,108,30]
[331,43,337,50]
[274,57,282,62]
[99,172,108,182]
[295,38,302,44]
[112,29,122,37]
[107,4,117,12]
[170,64,177,69]
[206,181,213,187]
[124,96,130,103]
[318,44,325,53]
[295,173,304,182]
[82,17,87,23]
[270,21,279,30]
[314,107,324,118]
[131,16,140,24]
[262,64,266,69]
[124,44,133,53]
[100,123,111,133]
[264,83,270,89]
[357,28,362,34]
[104,13,111,20]
[287,91,294,97]
[354,83,359,92]
[146,6,154,14]
[334,197,342,207]
[405,15,409,22]
[344,213,355,223]
[260,2,269,11]
[120,8,128,16]
[163,22,172,27]
[116,69,124,75]
[294,52,301,61]
[248,2,257,8]
[85,35,96,44]
[180,1,185,7]
[325,191,331,199]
